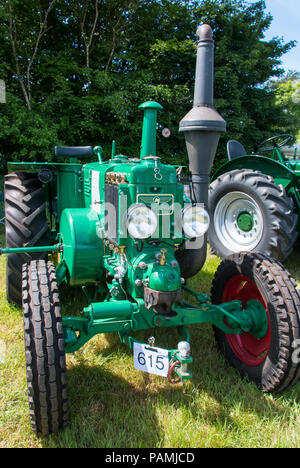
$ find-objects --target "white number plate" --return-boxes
[133,343,169,378]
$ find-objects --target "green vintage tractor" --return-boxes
[209,134,299,261]
[2,25,300,436]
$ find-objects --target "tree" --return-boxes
[271,73,300,141]
[3,0,57,110]
[0,0,297,169]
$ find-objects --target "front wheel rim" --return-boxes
[214,192,264,253]
[222,275,271,366]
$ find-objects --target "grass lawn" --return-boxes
[0,216,300,447]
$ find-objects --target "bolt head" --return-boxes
[111,287,119,296]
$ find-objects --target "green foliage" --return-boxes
[0,93,60,164]
[0,0,297,168]
[271,73,300,141]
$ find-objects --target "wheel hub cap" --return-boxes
[237,212,254,232]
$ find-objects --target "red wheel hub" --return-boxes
[222,275,270,366]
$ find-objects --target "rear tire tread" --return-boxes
[209,169,298,261]
[5,172,49,306]
[212,252,300,393]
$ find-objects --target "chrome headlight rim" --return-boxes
[125,203,158,240]
[180,204,210,238]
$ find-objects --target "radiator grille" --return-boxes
[105,184,118,242]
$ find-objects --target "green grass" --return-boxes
[1,224,300,448]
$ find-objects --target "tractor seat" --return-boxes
[55,146,93,159]
[227,140,247,160]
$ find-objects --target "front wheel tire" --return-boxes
[211,252,300,393]
[22,260,69,435]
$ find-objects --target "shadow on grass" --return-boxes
[38,317,300,448]
[43,363,164,448]
[40,252,300,447]
[2,245,300,447]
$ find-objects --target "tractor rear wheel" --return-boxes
[208,169,298,261]
[22,260,68,435]
[211,252,300,393]
[4,172,49,306]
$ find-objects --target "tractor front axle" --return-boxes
[62,286,269,357]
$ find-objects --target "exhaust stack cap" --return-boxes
[197,23,213,41]
[179,24,226,134]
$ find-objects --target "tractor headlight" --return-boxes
[126,204,158,240]
[181,205,210,238]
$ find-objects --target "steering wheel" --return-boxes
[258,134,294,153]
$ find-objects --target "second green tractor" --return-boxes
[209,134,299,261]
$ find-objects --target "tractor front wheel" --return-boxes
[208,169,298,261]
[211,252,300,393]
[22,260,68,435]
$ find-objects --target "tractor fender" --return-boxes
[175,237,207,279]
[59,208,105,286]
[211,155,297,190]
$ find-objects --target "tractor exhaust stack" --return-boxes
[179,24,226,207]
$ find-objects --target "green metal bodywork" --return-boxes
[212,148,300,233]
[0,245,60,255]
[2,101,270,379]
[139,101,163,158]
[62,289,267,355]
[59,208,104,286]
